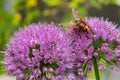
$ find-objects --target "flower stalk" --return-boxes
[93,56,100,80]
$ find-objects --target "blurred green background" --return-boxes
[0,0,120,79]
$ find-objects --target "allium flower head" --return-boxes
[66,17,120,78]
[4,23,74,80]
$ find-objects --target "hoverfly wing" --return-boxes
[72,8,84,21]
[59,21,76,29]
[58,22,70,28]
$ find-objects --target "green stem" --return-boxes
[93,56,100,80]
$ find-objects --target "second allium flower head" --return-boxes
[66,17,120,77]
[4,16,120,80]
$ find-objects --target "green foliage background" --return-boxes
[0,0,119,79]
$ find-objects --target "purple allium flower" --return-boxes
[4,23,74,80]
[51,73,85,80]
[66,17,120,78]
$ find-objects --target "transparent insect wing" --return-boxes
[72,8,84,21]
[58,21,77,28]
[58,22,69,27]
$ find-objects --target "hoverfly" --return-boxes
[59,8,90,32]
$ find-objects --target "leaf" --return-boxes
[43,0,61,6]
[89,0,102,9]
[25,9,40,23]
[104,0,116,5]
[68,0,84,8]
[78,6,88,16]
[42,9,50,16]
